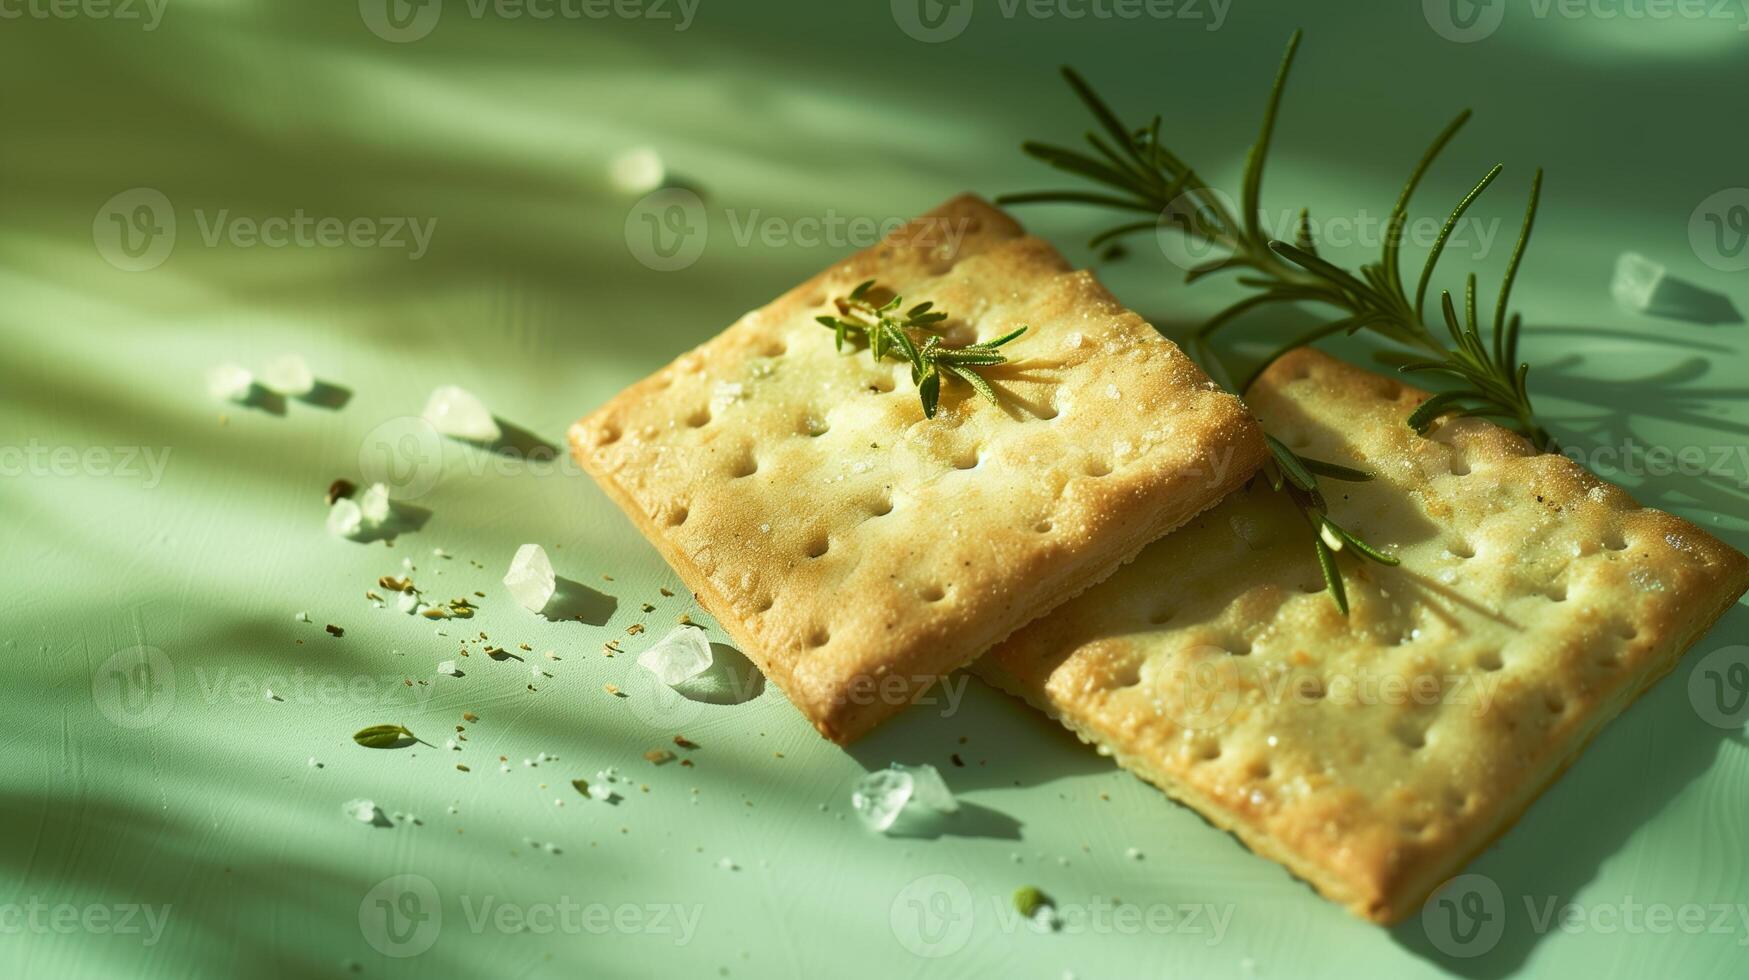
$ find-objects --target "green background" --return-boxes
[4,0,1747,977]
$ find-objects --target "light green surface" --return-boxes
[4,2,1748,977]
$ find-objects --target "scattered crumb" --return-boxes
[604,684,624,697]
[673,735,699,750]
[645,749,676,765]
[626,624,646,636]
[325,624,344,637]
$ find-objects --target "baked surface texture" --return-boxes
[572,194,1266,743]
[977,347,1748,922]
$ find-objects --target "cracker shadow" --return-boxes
[848,673,1111,795]
[542,576,616,626]
[1387,605,1745,976]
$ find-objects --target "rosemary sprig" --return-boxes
[817,279,1026,418]
[1000,29,1560,611]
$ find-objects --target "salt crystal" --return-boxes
[636,625,714,686]
[259,353,315,396]
[445,738,460,751]
[1611,252,1666,312]
[437,660,458,676]
[587,782,614,802]
[343,799,382,824]
[326,498,364,538]
[503,543,556,612]
[207,363,254,402]
[717,857,738,871]
[851,763,958,833]
[1125,847,1143,861]
[711,381,748,411]
[422,385,502,443]
[608,146,666,195]
[357,483,391,525]
[294,611,310,622]
[397,591,419,614]
[308,757,321,768]
[905,763,958,814]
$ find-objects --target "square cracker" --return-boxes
[571,194,1265,743]
[976,347,1748,922]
